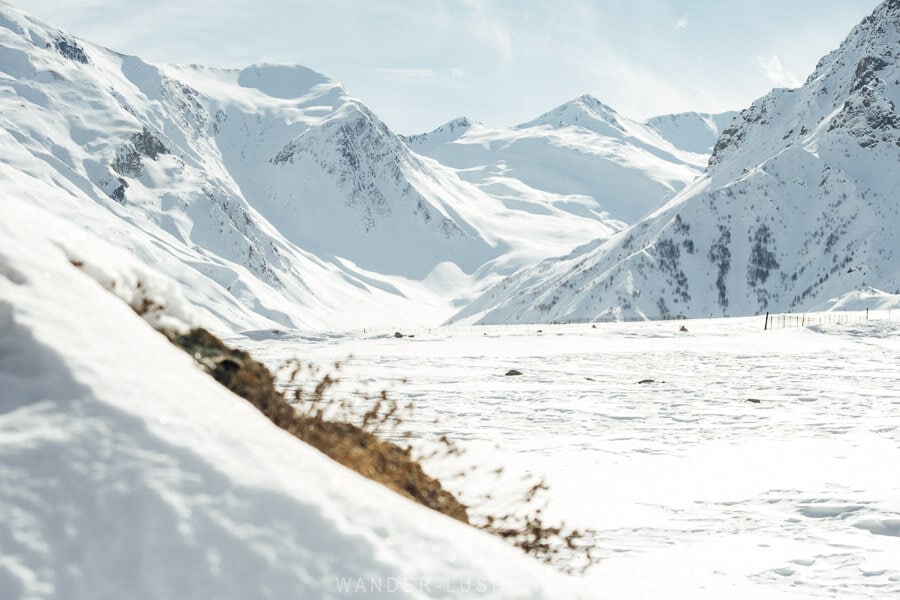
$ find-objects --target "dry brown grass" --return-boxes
[164,328,468,523]
[474,480,599,573]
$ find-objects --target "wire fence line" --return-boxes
[350,309,899,339]
[763,309,897,330]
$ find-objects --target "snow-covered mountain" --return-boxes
[2,0,742,332]
[452,0,900,324]
[3,0,533,329]
[645,111,738,154]
[404,95,708,227]
[5,3,685,332]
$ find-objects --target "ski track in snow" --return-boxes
[236,317,900,599]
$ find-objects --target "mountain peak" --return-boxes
[708,0,900,179]
[516,94,623,133]
[445,116,476,129]
[400,116,481,147]
[571,93,616,112]
[430,116,480,135]
[806,0,900,83]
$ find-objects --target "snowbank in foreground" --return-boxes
[0,193,584,599]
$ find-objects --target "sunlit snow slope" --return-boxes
[0,2,713,330]
[454,0,900,325]
[0,0,500,329]
[0,186,587,600]
[404,97,713,228]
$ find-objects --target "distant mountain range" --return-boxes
[0,1,723,329]
[451,0,900,324]
[404,96,732,227]
[3,0,899,328]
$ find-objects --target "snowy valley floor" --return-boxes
[235,316,900,599]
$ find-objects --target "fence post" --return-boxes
[764,312,769,331]
[866,308,869,321]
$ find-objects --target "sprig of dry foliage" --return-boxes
[164,328,467,522]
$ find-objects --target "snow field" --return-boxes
[237,317,900,599]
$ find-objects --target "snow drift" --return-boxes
[0,177,586,599]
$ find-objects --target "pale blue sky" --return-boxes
[22,0,882,134]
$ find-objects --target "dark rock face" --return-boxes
[111,146,143,178]
[50,35,88,64]
[829,55,899,148]
[109,177,128,203]
[131,128,169,160]
[708,123,745,169]
[111,128,169,178]
[850,56,889,94]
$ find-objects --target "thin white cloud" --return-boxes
[374,68,435,80]
[24,0,874,133]
[460,0,513,59]
[757,55,802,88]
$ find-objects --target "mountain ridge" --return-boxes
[404,96,711,228]
[452,0,900,324]
[1,0,727,330]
